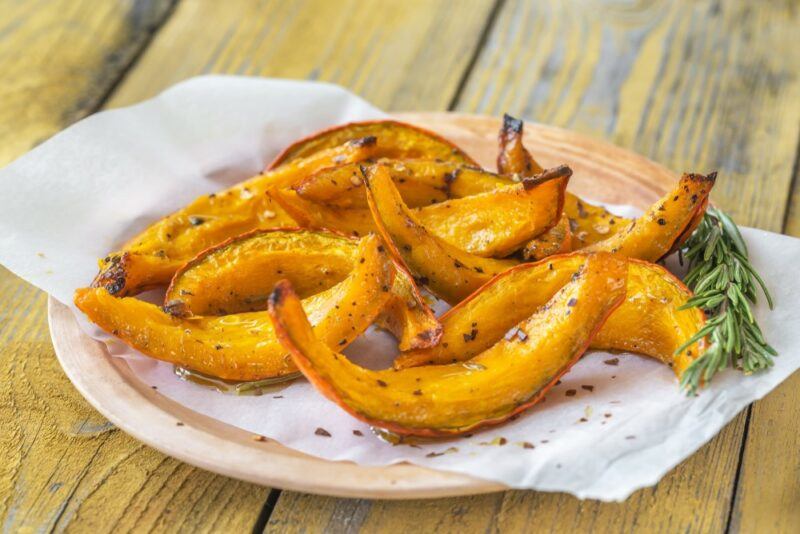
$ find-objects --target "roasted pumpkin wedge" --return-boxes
[397,253,705,378]
[585,172,715,261]
[269,253,627,437]
[75,235,394,381]
[282,164,569,258]
[522,214,572,261]
[378,265,443,351]
[164,228,441,350]
[497,113,631,249]
[92,137,379,297]
[272,188,377,237]
[413,166,570,257]
[294,159,509,209]
[364,164,517,304]
[267,120,477,169]
[165,228,358,315]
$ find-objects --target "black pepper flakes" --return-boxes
[565,389,577,397]
[567,298,578,307]
[353,430,364,437]
[522,442,535,449]
[315,428,331,437]
[657,218,667,226]
[377,379,388,387]
[581,385,594,392]
[604,357,619,366]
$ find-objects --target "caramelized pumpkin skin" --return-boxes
[75,235,394,381]
[165,228,357,316]
[280,165,569,257]
[164,228,441,351]
[585,172,715,261]
[497,114,631,249]
[295,159,508,209]
[92,138,379,297]
[397,253,705,377]
[268,120,478,169]
[415,166,570,257]
[269,254,627,437]
[365,164,517,304]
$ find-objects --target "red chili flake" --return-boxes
[604,358,619,366]
[315,427,331,437]
[565,389,577,397]
[353,430,364,437]
[581,385,594,392]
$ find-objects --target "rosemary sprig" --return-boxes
[677,206,776,394]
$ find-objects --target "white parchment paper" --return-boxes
[1,76,798,501]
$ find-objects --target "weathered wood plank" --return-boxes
[0,1,274,531]
[0,0,175,166]
[106,0,498,111]
[457,0,800,233]
[729,181,800,533]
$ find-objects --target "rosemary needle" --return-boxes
[677,206,776,394]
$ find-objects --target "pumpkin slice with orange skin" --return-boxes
[498,113,630,249]
[277,165,569,258]
[165,228,357,316]
[92,137,379,297]
[585,172,715,261]
[413,165,570,258]
[267,120,478,170]
[269,253,627,437]
[294,159,510,209]
[164,228,441,351]
[75,234,394,381]
[364,164,517,304]
[396,253,706,378]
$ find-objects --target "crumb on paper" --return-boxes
[604,357,619,366]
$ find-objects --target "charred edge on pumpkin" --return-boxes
[502,113,524,134]
[522,165,572,190]
[347,135,377,148]
[268,280,293,309]
[162,299,189,317]
[92,252,130,295]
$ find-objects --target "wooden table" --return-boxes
[1,1,798,531]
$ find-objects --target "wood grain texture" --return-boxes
[0,0,175,166]
[730,177,800,533]
[456,0,800,232]
[105,0,498,111]
[0,1,272,531]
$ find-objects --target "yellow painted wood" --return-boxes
[0,0,174,166]
[0,1,272,531]
[729,202,800,533]
[106,0,498,111]
[457,0,800,233]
